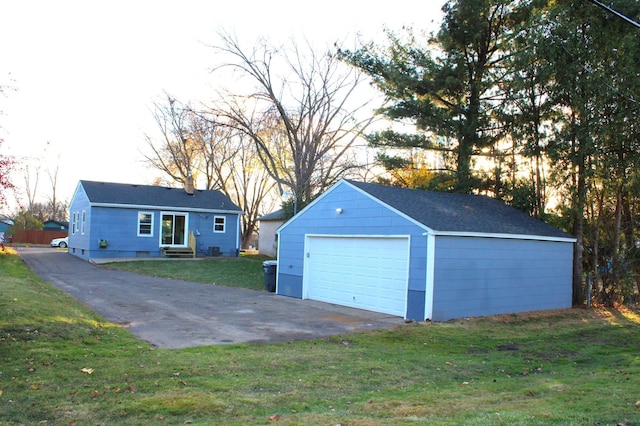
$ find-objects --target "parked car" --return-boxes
[50,237,68,248]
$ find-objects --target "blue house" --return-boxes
[68,179,243,261]
[276,179,575,322]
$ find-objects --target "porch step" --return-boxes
[161,247,195,258]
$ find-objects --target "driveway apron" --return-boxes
[17,248,405,349]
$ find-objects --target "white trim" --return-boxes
[159,211,189,247]
[90,202,241,215]
[137,211,154,237]
[278,180,431,234]
[81,210,86,235]
[236,213,241,253]
[302,234,410,319]
[425,233,435,321]
[342,180,432,232]
[279,179,575,244]
[429,230,576,243]
[304,233,411,239]
[275,231,281,292]
[213,215,226,233]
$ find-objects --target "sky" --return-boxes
[0,1,445,213]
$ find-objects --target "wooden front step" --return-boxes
[161,247,195,258]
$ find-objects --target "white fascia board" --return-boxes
[70,182,84,205]
[278,179,431,234]
[342,180,432,233]
[303,233,412,240]
[428,230,577,243]
[277,180,352,233]
[90,202,242,215]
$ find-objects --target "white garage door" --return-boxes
[303,236,409,317]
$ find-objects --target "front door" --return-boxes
[161,213,187,246]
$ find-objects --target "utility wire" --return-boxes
[585,0,640,29]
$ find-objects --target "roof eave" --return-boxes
[89,202,243,214]
[429,230,576,243]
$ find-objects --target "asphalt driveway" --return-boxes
[17,247,405,349]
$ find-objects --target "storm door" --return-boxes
[161,213,187,246]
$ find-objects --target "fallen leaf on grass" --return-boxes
[269,414,281,421]
[80,368,94,374]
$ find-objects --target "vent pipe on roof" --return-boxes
[185,172,195,195]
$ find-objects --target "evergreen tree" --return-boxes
[340,0,529,193]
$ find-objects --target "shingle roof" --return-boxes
[80,180,242,213]
[257,209,287,221]
[346,180,573,239]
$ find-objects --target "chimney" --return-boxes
[185,172,195,195]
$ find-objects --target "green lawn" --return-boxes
[1,247,639,425]
[101,253,272,291]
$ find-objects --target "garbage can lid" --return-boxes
[262,260,278,266]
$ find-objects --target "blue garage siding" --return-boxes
[431,236,573,321]
[277,183,429,319]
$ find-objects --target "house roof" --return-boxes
[346,180,573,240]
[257,209,287,221]
[79,180,242,213]
[43,220,69,229]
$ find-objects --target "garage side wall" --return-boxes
[432,236,573,321]
[277,183,429,319]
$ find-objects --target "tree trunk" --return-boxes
[572,159,587,306]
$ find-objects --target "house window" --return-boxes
[73,212,79,234]
[138,212,154,236]
[81,211,86,235]
[161,212,188,245]
[214,216,226,233]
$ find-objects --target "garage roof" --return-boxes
[346,180,573,239]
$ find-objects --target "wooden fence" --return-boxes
[10,230,68,245]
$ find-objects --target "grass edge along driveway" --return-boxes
[1,247,640,425]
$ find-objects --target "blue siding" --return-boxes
[277,182,429,319]
[68,185,92,259]
[431,236,573,321]
[277,180,574,322]
[68,183,240,260]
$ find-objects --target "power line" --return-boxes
[585,0,640,29]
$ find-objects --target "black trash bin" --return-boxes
[262,260,277,292]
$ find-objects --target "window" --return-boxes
[72,212,79,234]
[214,216,226,233]
[161,212,187,245]
[138,212,154,236]
[81,211,86,235]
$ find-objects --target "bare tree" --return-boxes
[45,149,64,221]
[210,33,375,206]
[142,93,201,186]
[21,159,40,210]
[208,130,276,248]
[143,95,275,248]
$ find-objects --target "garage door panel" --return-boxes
[304,236,409,317]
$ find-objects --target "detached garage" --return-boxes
[276,179,575,322]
